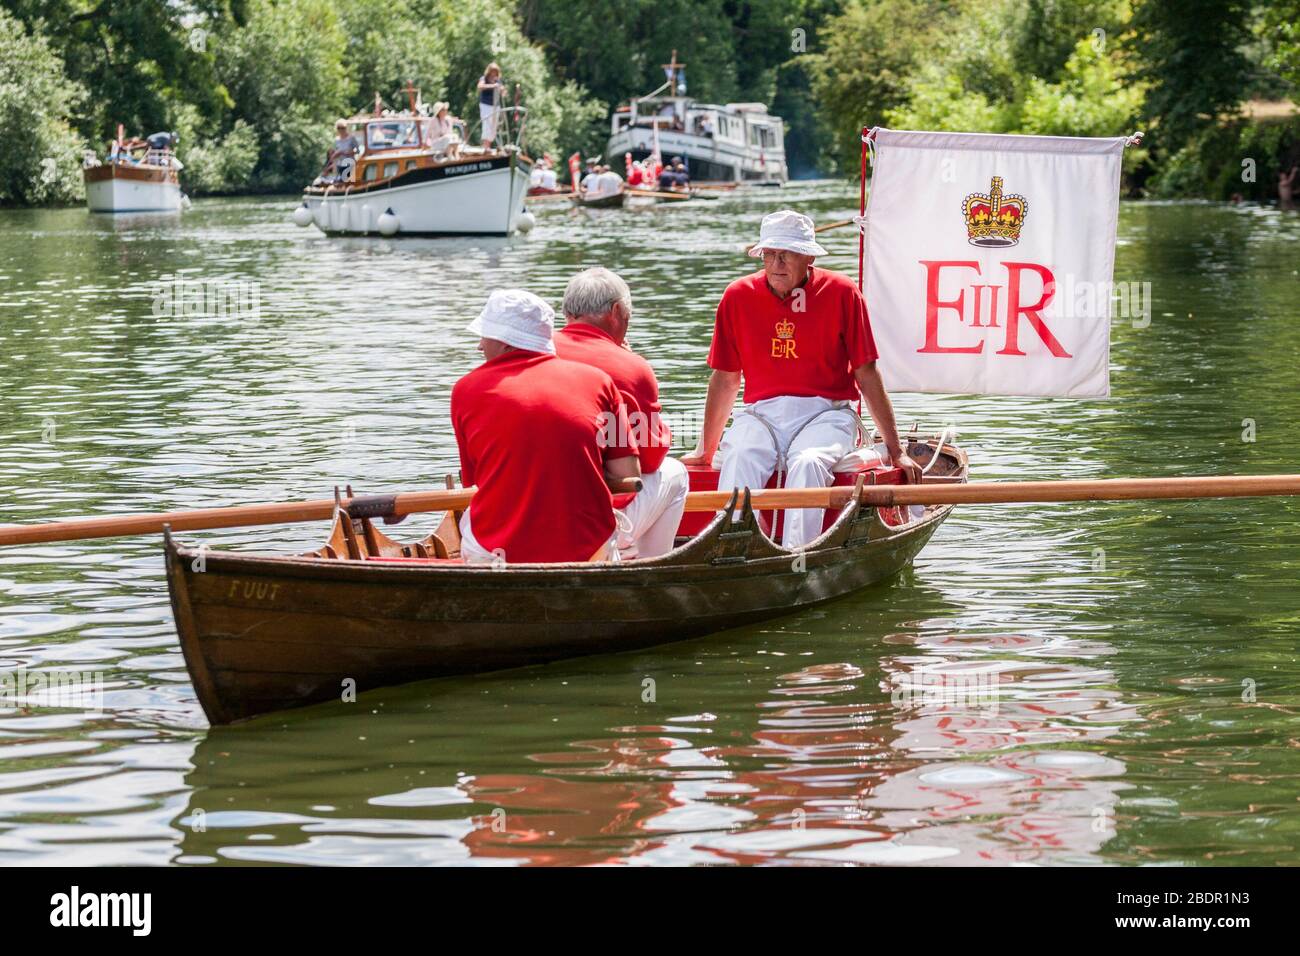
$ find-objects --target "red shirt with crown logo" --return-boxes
[707,267,878,404]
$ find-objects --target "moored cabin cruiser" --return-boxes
[83,129,184,213]
[605,52,788,184]
[295,84,534,237]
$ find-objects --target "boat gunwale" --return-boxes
[166,443,965,581]
[302,150,528,199]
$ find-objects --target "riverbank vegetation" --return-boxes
[1,0,1296,205]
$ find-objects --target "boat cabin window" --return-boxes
[363,163,379,182]
[382,161,399,179]
[367,121,420,151]
[405,160,417,171]
[749,125,777,147]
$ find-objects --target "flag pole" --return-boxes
[858,126,871,291]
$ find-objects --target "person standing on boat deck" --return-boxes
[683,209,921,549]
[477,63,505,148]
[325,119,360,182]
[451,290,641,565]
[557,268,689,559]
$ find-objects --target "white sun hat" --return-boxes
[747,209,827,258]
[468,289,556,354]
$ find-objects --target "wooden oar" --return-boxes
[0,489,475,547]
[686,474,1300,511]
[3,474,1300,547]
[626,188,692,201]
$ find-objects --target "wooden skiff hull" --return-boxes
[573,190,627,209]
[168,440,966,725]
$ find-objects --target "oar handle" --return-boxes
[0,489,477,546]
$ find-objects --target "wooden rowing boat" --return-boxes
[573,189,626,209]
[166,434,966,725]
[626,186,692,202]
[524,189,573,203]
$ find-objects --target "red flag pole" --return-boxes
[858,126,870,292]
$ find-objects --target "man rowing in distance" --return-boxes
[557,268,688,558]
[451,290,641,564]
[683,210,921,548]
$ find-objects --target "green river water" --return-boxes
[0,183,1298,865]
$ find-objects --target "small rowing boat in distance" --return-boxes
[167,433,967,724]
[525,189,575,203]
[572,189,626,209]
[626,187,692,203]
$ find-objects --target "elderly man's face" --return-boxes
[762,249,814,298]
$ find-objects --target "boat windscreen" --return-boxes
[367,120,421,150]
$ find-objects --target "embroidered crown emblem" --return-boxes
[962,176,1028,247]
[774,318,795,339]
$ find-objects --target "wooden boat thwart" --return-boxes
[167,435,966,725]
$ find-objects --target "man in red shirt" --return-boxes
[684,210,920,548]
[557,268,688,558]
[451,289,641,564]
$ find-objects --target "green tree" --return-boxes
[1019,38,1145,138]
[0,0,242,141]
[1129,0,1255,156]
[808,0,957,171]
[1261,0,1300,89]
[211,0,350,192]
[339,0,452,108]
[0,10,88,205]
[438,0,605,158]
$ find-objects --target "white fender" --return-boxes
[515,209,536,233]
[377,207,400,236]
[292,202,313,227]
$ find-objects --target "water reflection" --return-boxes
[162,619,1135,866]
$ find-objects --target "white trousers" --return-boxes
[615,456,689,559]
[459,509,620,564]
[479,103,497,142]
[717,395,858,549]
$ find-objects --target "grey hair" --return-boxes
[562,267,631,320]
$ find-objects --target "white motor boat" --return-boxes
[605,52,788,184]
[83,130,184,213]
[296,88,533,237]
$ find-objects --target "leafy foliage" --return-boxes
[1,0,1296,201]
[0,10,88,205]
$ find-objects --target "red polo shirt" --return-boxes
[554,322,672,474]
[450,351,636,563]
[707,266,878,403]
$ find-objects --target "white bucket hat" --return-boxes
[747,209,827,258]
[468,289,556,354]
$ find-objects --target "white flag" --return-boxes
[863,128,1126,398]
